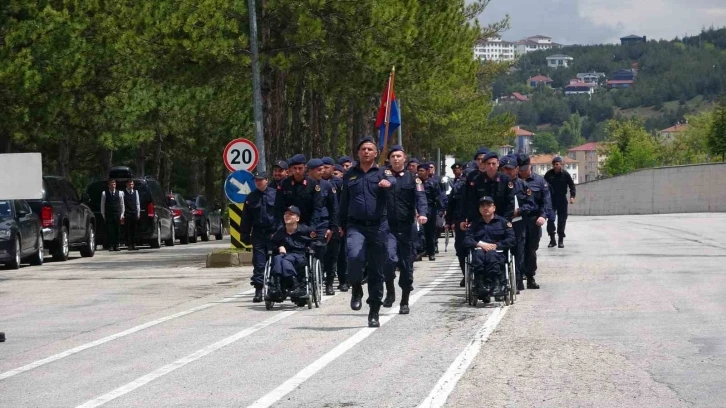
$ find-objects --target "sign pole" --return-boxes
[248,0,266,171]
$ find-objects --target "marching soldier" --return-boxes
[306,158,339,295]
[459,151,515,230]
[518,154,553,289]
[544,156,576,248]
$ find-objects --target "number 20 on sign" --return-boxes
[223,138,260,172]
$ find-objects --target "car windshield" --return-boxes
[0,201,11,220]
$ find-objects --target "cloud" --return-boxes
[474,0,726,45]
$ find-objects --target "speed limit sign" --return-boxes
[223,138,259,172]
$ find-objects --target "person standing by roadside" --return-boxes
[123,179,141,251]
[100,179,124,252]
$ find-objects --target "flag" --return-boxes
[375,77,400,151]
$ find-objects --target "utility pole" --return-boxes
[248,0,266,170]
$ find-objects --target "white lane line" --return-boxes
[75,310,297,408]
[247,262,461,408]
[0,289,254,381]
[417,305,509,408]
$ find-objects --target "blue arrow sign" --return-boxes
[225,170,257,204]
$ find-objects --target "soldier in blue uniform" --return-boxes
[544,156,576,248]
[332,164,344,179]
[499,155,530,292]
[407,158,419,175]
[274,154,324,229]
[459,151,515,231]
[463,196,516,303]
[270,160,288,189]
[306,158,340,295]
[417,163,442,261]
[267,206,316,302]
[337,156,353,172]
[445,162,471,286]
[518,154,553,289]
[383,145,428,314]
[339,137,397,327]
[241,171,279,302]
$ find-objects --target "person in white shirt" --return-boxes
[123,179,141,250]
[100,179,125,251]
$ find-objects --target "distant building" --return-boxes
[606,80,634,89]
[527,75,553,88]
[473,36,516,62]
[612,69,637,81]
[621,35,646,45]
[546,54,573,69]
[530,154,579,183]
[564,80,597,96]
[567,142,605,183]
[576,72,606,84]
[515,35,563,55]
[498,92,529,103]
[499,145,515,157]
[512,126,535,155]
[659,123,689,143]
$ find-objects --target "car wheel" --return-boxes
[215,222,223,240]
[201,222,210,242]
[53,226,70,262]
[165,224,175,247]
[7,235,21,270]
[30,232,44,266]
[189,222,198,243]
[149,224,161,249]
[180,222,190,245]
[80,225,96,257]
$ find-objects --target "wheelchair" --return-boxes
[262,248,323,310]
[464,247,516,307]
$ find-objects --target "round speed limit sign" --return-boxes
[223,138,259,172]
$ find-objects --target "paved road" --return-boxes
[1,214,725,407]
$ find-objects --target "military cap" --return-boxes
[387,144,404,158]
[253,171,268,179]
[451,163,462,170]
[321,157,335,166]
[337,156,352,165]
[356,137,377,151]
[289,154,307,166]
[273,160,289,170]
[500,155,518,169]
[306,158,324,169]
[483,151,499,162]
[473,147,490,160]
[552,156,563,164]
[333,164,344,172]
[479,196,495,204]
[285,206,301,216]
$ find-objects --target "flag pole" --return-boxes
[380,66,396,165]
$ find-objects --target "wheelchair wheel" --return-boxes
[508,254,517,304]
[504,261,511,306]
[313,258,323,308]
[465,254,473,306]
[263,257,274,310]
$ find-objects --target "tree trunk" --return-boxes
[57,136,69,177]
[204,153,215,202]
[290,80,304,158]
[330,95,342,157]
[154,131,163,181]
[190,160,200,195]
[0,129,11,153]
[163,152,172,194]
[347,98,356,156]
[136,144,146,176]
[101,148,113,179]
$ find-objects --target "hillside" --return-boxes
[490,27,726,146]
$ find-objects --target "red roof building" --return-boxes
[567,142,605,183]
[528,75,553,87]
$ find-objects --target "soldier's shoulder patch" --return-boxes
[384,169,393,176]
[526,188,532,196]
[543,182,548,187]
[469,182,475,186]
[507,222,512,228]
[508,182,514,189]
[315,185,321,192]
[415,178,422,184]
[349,176,357,181]
[332,187,337,194]
[310,231,317,238]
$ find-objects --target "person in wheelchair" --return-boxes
[463,196,516,303]
[267,206,317,303]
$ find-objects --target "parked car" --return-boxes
[166,193,197,245]
[84,167,175,249]
[0,199,44,269]
[186,195,224,241]
[26,176,96,261]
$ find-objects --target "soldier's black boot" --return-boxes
[0,332,5,342]
[558,236,564,248]
[350,284,363,311]
[383,280,395,308]
[252,287,263,303]
[399,290,411,315]
[548,234,557,248]
[290,276,308,299]
[527,277,540,289]
[325,283,335,296]
[368,304,381,328]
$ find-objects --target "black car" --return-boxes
[167,193,197,245]
[27,176,96,261]
[186,195,224,241]
[85,167,175,249]
[0,199,44,269]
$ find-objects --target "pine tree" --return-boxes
[707,96,726,161]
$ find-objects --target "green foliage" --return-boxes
[532,131,559,154]
[558,114,586,149]
[600,119,659,176]
[708,96,726,160]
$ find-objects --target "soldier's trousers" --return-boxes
[513,220,526,282]
[547,199,568,238]
[525,217,542,278]
[385,228,415,291]
[324,236,340,285]
[346,221,389,307]
[471,249,505,282]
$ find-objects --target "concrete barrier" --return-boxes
[569,162,726,215]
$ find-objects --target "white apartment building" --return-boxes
[474,37,515,62]
[515,35,562,56]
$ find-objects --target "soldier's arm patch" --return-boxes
[385,169,393,176]
[315,185,321,192]
[310,231,317,238]
[507,222,512,228]
[508,182,514,189]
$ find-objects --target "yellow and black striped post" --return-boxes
[228,204,251,250]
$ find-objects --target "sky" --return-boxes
[474,0,726,45]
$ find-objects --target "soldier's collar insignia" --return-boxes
[508,182,514,188]
[315,185,321,192]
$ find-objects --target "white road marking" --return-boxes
[75,310,297,408]
[247,262,461,408]
[0,289,255,381]
[417,305,509,408]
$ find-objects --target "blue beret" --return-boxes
[333,164,344,172]
[254,171,268,179]
[306,158,324,169]
[479,196,495,204]
[500,155,518,168]
[483,152,499,161]
[417,163,429,171]
[321,157,335,165]
[337,156,352,165]
[285,206,301,216]
[356,137,377,151]
[387,144,404,158]
[451,163,462,170]
[407,158,419,165]
[474,147,490,159]
[517,154,531,168]
[273,160,288,170]
[289,154,307,166]
[552,156,563,164]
